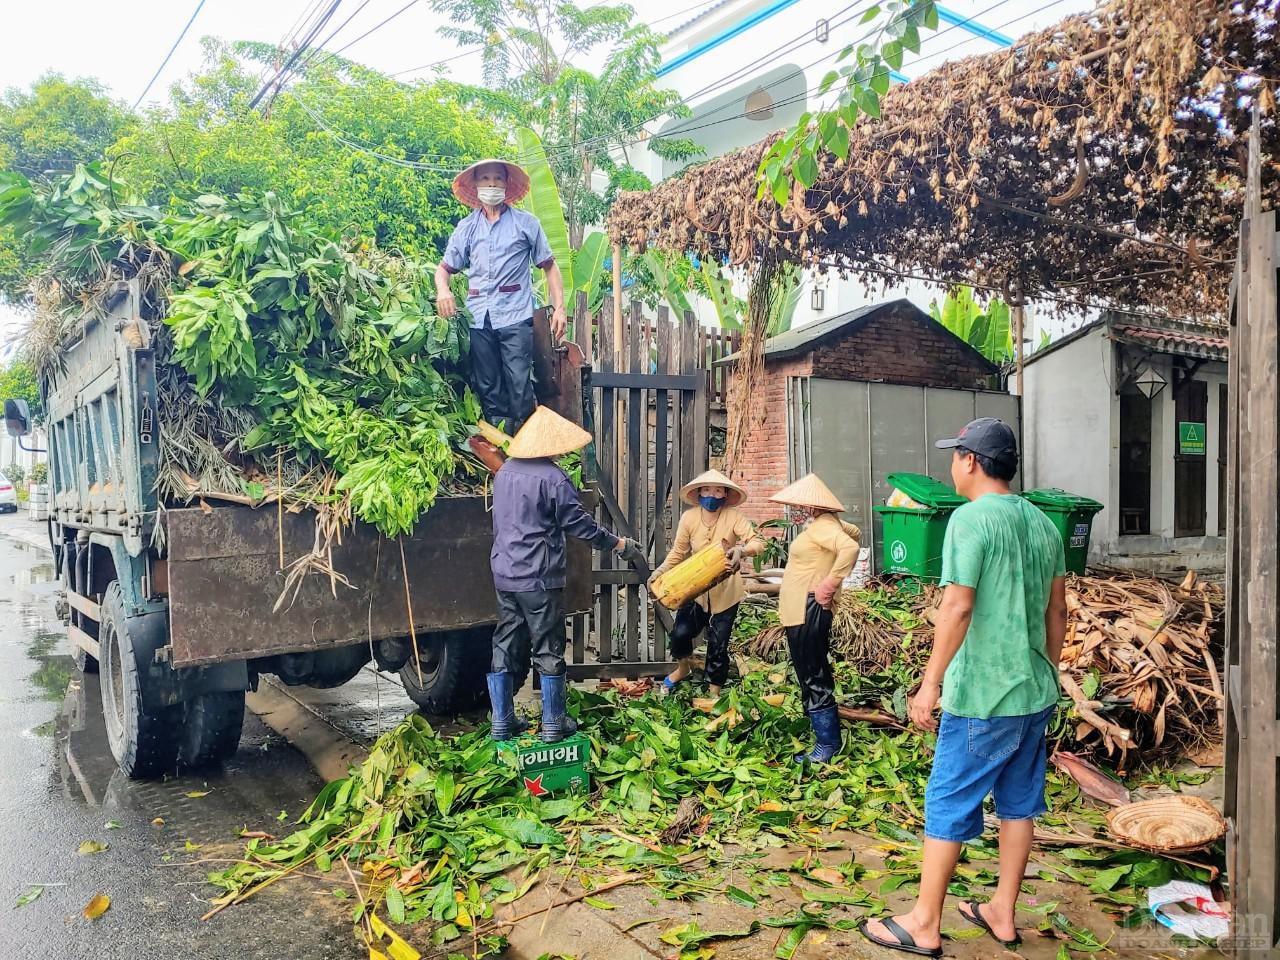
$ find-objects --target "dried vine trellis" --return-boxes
[609,0,1278,320]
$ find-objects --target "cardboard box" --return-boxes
[496,732,591,797]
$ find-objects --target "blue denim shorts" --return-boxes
[924,705,1054,842]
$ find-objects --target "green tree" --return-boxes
[430,0,700,245]
[0,75,135,299]
[0,359,42,421]
[112,40,505,263]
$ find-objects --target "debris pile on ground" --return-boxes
[736,572,1224,767]
[209,668,1222,958]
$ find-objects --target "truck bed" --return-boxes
[165,496,593,667]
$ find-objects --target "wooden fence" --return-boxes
[562,299,710,678]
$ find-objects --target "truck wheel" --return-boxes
[398,627,490,713]
[179,691,245,768]
[98,583,180,779]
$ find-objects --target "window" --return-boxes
[1118,390,1152,536]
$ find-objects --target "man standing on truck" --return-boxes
[487,405,643,744]
[435,159,568,435]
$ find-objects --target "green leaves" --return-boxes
[755,0,937,199]
[517,126,574,298]
[481,817,564,847]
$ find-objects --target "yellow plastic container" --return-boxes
[650,543,729,610]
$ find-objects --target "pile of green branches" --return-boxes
[0,164,483,536]
[207,669,1215,958]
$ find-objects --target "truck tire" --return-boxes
[98,582,180,779]
[398,627,491,714]
[179,691,245,768]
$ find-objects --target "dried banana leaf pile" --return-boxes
[1059,570,1224,766]
[735,571,1224,765]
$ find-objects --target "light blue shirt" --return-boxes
[442,206,553,330]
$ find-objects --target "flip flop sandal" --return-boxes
[857,919,943,958]
[959,899,1022,949]
[661,677,681,693]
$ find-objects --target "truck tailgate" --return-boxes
[164,497,593,667]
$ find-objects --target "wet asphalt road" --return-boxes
[0,535,366,959]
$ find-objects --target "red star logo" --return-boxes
[524,774,549,797]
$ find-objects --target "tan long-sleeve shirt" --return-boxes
[778,514,862,627]
[652,507,765,614]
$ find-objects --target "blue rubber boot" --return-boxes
[540,674,578,743]
[487,672,518,742]
[794,706,841,764]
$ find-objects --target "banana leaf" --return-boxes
[702,260,741,331]
[517,126,574,301]
[572,230,610,312]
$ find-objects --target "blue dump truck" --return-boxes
[4,280,594,778]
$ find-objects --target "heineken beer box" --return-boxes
[496,733,591,797]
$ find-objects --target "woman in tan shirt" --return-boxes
[772,473,861,764]
[649,469,765,695]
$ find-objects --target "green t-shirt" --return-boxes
[939,494,1066,719]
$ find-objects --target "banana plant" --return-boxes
[928,284,1013,364]
[516,126,609,314]
[700,259,801,336]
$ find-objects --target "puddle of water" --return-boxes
[10,562,55,587]
[29,654,75,702]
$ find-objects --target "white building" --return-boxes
[635,0,1092,338]
[1023,314,1228,574]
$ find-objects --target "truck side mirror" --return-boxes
[4,398,31,438]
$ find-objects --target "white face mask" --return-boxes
[476,186,507,206]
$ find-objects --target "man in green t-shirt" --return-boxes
[861,418,1068,958]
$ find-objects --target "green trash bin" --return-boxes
[1021,488,1104,574]
[873,473,967,580]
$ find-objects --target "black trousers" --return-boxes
[669,601,737,688]
[492,588,566,678]
[469,316,536,433]
[785,597,836,714]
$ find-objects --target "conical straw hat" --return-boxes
[769,473,845,512]
[506,406,592,460]
[1105,796,1225,853]
[452,159,532,208]
[679,469,746,507]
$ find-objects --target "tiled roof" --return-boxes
[1113,324,1229,359]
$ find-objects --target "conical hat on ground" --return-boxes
[506,406,592,460]
[452,159,532,208]
[679,469,747,507]
[769,473,845,512]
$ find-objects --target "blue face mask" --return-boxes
[699,494,727,512]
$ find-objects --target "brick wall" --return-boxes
[728,304,997,524]
[808,303,996,389]
[730,355,811,524]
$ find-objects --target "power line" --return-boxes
[386,0,726,80]
[250,0,346,109]
[133,0,208,109]
[306,0,426,73]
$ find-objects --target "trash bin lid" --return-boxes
[885,472,967,509]
[1021,487,1105,512]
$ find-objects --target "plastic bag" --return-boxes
[1148,881,1229,942]
[886,488,926,510]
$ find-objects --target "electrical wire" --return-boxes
[387,0,729,79]
[133,0,209,109]
[250,0,344,109]
[303,0,428,75]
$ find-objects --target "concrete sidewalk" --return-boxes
[0,512,51,553]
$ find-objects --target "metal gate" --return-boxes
[1223,116,1279,956]
[563,301,709,679]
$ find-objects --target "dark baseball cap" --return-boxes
[935,417,1019,465]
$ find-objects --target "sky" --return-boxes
[0,0,708,103]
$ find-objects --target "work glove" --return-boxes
[616,538,646,567]
[726,545,746,574]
